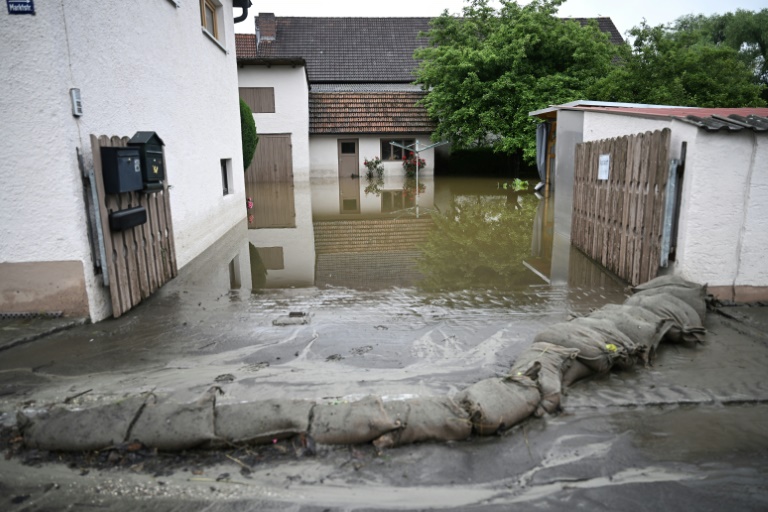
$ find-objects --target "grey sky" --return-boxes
[235,0,768,37]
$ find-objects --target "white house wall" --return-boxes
[310,134,436,179]
[673,123,768,300]
[238,66,310,181]
[0,1,243,321]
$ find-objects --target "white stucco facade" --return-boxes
[310,134,436,179]
[0,1,244,320]
[238,65,311,181]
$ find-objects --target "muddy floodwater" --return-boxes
[2,176,767,511]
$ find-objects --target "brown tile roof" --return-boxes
[243,17,433,83]
[309,91,435,134]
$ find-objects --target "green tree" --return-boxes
[240,98,258,170]
[415,0,617,163]
[588,20,766,107]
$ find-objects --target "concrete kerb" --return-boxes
[15,276,711,453]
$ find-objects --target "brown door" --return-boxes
[338,139,360,214]
[246,134,293,182]
[246,134,296,228]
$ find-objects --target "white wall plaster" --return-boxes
[310,134,435,179]
[238,66,311,181]
[0,1,243,321]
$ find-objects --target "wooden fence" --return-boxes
[571,129,670,286]
[90,135,178,317]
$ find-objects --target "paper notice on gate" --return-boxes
[598,154,610,180]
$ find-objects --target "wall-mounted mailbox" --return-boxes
[127,131,165,184]
[101,147,143,194]
[109,206,147,231]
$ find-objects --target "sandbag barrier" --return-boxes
[16,275,709,452]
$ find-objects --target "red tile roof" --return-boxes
[309,92,435,134]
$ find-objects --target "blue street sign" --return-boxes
[7,0,35,15]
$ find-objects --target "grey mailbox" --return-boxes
[100,147,143,194]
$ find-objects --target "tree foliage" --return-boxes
[415,1,767,164]
[587,17,767,107]
[240,98,258,170]
[415,0,615,163]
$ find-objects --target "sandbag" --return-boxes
[588,304,674,365]
[455,376,540,435]
[214,399,313,445]
[511,342,579,416]
[534,322,624,374]
[129,393,217,451]
[374,397,472,448]
[632,285,707,321]
[624,293,706,344]
[309,395,401,445]
[18,395,146,451]
[561,360,594,388]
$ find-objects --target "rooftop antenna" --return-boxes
[389,140,448,218]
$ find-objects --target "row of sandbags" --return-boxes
[452,274,708,437]
[18,275,708,452]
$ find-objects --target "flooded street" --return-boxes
[2,176,767,511]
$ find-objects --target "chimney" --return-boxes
[256,13,276,49]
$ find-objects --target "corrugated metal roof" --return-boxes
[554,105,768,133]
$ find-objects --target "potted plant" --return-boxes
[402,153,426,177]
[363,156,384,180]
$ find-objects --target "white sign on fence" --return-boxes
[598,154,610,180]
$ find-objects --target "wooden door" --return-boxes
[245,134,295,228]
[337,139,360,213]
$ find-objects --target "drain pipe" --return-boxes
[233,0,251,23]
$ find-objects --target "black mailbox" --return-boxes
[101,147,143,194]
[109,205,147,231]
[127,131,165,184]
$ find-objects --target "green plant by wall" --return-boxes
[240,99,258,170]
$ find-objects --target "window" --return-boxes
[221,158,232,196]
[340,142,357,154]
[239,88,275,113]
[200,0,225,48]
[381,139,415,161]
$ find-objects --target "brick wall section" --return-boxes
[310,92,435,134]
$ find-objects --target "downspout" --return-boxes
[233,0,251,23]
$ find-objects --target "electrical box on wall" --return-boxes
[127,131,165,185]
[70,88,83,117]
[100,147,143,194]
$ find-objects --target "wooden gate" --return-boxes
[571,129,670,286]
[90,135,178,317]
[245,134,295,229]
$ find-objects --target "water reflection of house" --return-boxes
[531,102,768,301]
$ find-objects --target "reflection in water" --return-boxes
[231,175,625,300]
[417,191,541,292]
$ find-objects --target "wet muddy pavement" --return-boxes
[2,182,768,510]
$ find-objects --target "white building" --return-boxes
[531,102,768,302]
[0,0,250,321]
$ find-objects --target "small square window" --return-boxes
[340,142,356,154]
